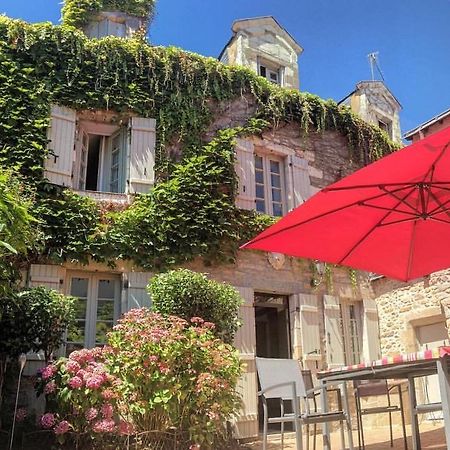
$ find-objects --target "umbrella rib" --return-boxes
[377,217,418,227]
[337,186,417,265]
[379,186,421,214]
[406,219,418,280]
[428,195,450,215]
[422,140,450,181]
[428,190,450,220]
[429,216,450,225]
[244,185,410,246]
[359,203,419,218]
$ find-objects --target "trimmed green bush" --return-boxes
[149,269,242,343]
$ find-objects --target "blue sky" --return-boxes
[2,0,449,134]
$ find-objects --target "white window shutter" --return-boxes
[128,117,156,194]
[324,295,346,368]
[45,105,76,187]
[296,294,322,361]
[124,272,152,312]
[362,298,381,361]
[235,139,256,210]
[233,286,258,440]
[286,154,311,211]
[28,264,66,292]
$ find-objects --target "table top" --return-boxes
[317,346,450,382]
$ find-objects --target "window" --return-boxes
[45,105,156,195]
[76,125,126,193]
[255,154,285,216]
[66,273,121,354]
[340,302,362,365]
[377,118,392,138]
[258,60,283,86]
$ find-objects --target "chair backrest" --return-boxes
[256,357,307,400]
[302,369,316,399]
[354,379,389,398]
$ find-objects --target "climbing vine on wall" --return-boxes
[61,0,156,29]
[0,16,399,270]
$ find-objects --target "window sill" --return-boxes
[74,189,131,204]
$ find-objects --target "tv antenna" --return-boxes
[367,52,385,81]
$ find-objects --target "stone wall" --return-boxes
[371,270,450,355]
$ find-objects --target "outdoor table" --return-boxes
[317,346,450,450]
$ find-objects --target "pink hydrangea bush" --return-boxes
[37,308,242,448]
[36,347,129,441]
[105,309,242,447]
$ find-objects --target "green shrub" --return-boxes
[149,269,243,343]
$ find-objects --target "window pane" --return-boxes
[255,155,264,169]
[273,203,283,217]
[255,169,264,184]
[98,279,115,299]
[67,323,85,343]
[97,300,115,321]
[272,189,282,203]
[256,184,265,199]
[271,174,281,188]
[270,160,280,174]
[256,200,266,213]
[74,299,87,320]
[96,321,113,344]
[259,66,267,77]
[71,278,88,298]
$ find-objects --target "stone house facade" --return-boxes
[13,10,393,441]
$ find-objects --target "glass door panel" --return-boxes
[95,279,117,345]
[66,277,89,354]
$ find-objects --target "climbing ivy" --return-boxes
[61,0,156,29]
[0,16,399,270]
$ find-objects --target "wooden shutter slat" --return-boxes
[45,105,76,187]
[235,139,256,210]
[128,117,156,194]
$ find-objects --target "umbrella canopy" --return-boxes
[241,126,450,281]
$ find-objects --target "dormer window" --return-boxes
[258,59,284,86]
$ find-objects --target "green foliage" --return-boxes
[0,170,38,293]
[62,0,156,29]
[33,188,103,263]
[0,288,76,360]
[0,16,400,271]
[18,287,77,361]
[107,309,242,447]
[149,269,243,343]
[38,310,242,448]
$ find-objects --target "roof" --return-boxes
[404,107,450,140]
[218,16,303,61]
[338,80,402,109]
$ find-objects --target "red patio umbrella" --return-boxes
[241,126,450,281]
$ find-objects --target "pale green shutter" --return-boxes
[362,298,381,361]
[125,272,152,312]
[28,264,66,292]
[286,154,311,210]
[45,105,76,187]
[233,286,258,440]
[128,117,156,194]
[324,295,346,368]
[235,139,256,210]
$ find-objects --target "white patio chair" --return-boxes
[256,357,353,450]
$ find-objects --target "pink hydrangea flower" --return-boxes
[85,374,104,389]
[40,413,56,429]
[15,408,27,423]
[44,381,56,395]
[190,317,204,325]
[54,420,70,435]
[101,403,114,419]
[66,360,81,374]
[68,376,83,389]
[85,407,98,421]
[118,420,135,436]
[41,365,57,380]
[92,419,116,433]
